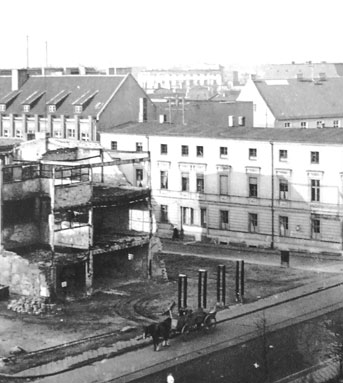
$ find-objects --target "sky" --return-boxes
[1,0,342,70]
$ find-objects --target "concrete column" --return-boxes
[10,114,14,137]
[35,114,40,133]
[75,115,80,140]
[60,115,66,138]
[86,250,94,295]
[47,114,53,137]
[22,113,27,134]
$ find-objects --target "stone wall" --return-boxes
[0,250,50,297]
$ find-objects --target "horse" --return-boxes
[143,317,172,351]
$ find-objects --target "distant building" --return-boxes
[0,69,156,142]
[254,62,343,80]
[137,65,224,93]
[238,76,343,128]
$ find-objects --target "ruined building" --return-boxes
[0,138,152,300]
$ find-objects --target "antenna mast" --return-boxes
[26,35,29,68]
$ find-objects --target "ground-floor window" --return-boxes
[249,213,258,232]
[160,205,168,223]
[220,210,229,230]
[279,216,289,236]
[311,217,321,238]
[200,208,207,228]
[182,207,194,225]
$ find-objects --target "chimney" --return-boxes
[319,72,327,81]
[296,72,303,81]
[12,69,28,91]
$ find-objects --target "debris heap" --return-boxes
[7,297,58,315]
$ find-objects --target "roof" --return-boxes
[92,186,150,206]
[254,78,343,120]
[104,122,343,145]
[0,77,12,98]
[2,75,127,117]
[255,62,343,79]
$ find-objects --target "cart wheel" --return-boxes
[205,316,217,330]
[181,324,190,335]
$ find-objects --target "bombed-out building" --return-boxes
[0,138,153,300]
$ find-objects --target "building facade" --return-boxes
[101,125,343,254]
[0,69,156,142]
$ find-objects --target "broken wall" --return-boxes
[54,183,92,209]
[54,226,91,249]
[0,250,50,297]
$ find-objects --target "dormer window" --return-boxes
[74,105,83,114]
[0,104,6,112]
[48,105,56,113]
[23,104,30,113]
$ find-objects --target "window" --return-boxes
[54,131,62,138]
[333,120,340,128]
[160,205,168,223]
[312,218,320,235]
[81,133,89,141]
[219,174,228,195]
[284,122,290,128]
[67,129,76,138]
[74,105,83,114]
[220,147,228,158]
[15,129,23,138]
[181,172,189,191]
[317,121,325,128]
[48,105,56,113]
[196,146,204,157]
[311,151,319,164]
[181,145,189,156]
[196,174,204,193]
[279,179,288,200]
[161,144,168,154]
[136,169,143,186]
[311,179,320,202]
[136,142,143,152]
[249,213,258,232]
[182,207,194,225]
[228,115,233,127]
[200,208,207,228]
[300,121,308,128]
[111,141,117,150]
[220,210,229,229]
[238,116,245,126]
[160,171,168,189]
[253,104,257,112]
[3,129,9,137]
[249,177,258,198]
[23,104,30,113]
[0,104,6,112]
[27,133,35,141]
[249,148,257,160]
[279,216,289,236]
[279,150,288,161]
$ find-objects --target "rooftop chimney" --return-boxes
[12,69,28,91]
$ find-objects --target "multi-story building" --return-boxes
[137,65,224,92]
[237,76,343,128]
[0,69,156,142]
[101,124,343,255]
[0,138,152,299]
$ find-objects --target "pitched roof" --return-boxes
[254,78,343,120]
[105,123,343,145]
[0,77,12,98]
[3,75,127,117]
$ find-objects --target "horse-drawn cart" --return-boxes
[165,301,217,336]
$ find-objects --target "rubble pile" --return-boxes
[7,297,58,315]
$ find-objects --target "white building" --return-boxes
[101,124,343,255]
[237,76,343,128]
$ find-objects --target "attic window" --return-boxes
[23,105,30,113]
[48,105,56,113]
[0,104,5,112]
[74,105,83,114]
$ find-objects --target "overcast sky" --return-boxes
[1,0,342,70]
